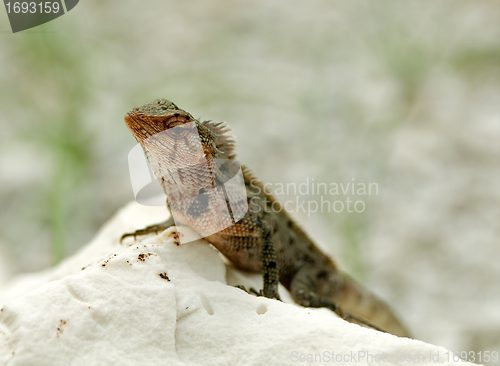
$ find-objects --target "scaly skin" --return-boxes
[122,98,411,337]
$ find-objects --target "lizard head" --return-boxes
[124,98,238,200]
[125,98,194,141]
[125,98,234,160]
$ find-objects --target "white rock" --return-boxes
[0,202,474,366]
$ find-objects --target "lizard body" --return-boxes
[122,98,410,338]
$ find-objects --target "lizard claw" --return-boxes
[234,285,281,301]
[234,285,249,293]
[120,228,178,245]
[120,220,175,244]
[234,285,260,296]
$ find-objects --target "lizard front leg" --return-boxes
[120,216,175,243]
[258,220,280,300]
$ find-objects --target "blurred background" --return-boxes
[0,0,499,359]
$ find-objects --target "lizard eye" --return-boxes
[167,125,188,139]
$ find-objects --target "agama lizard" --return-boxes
[121,98,410,338]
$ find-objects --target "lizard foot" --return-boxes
[120,217,175,244]
[234,285,261,296]
[235,285,281,301]
[339,312,388,334]
[292,288,387,333]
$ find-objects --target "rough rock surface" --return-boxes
[0,203,474,366]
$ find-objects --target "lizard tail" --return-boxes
[333,272,411,338]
